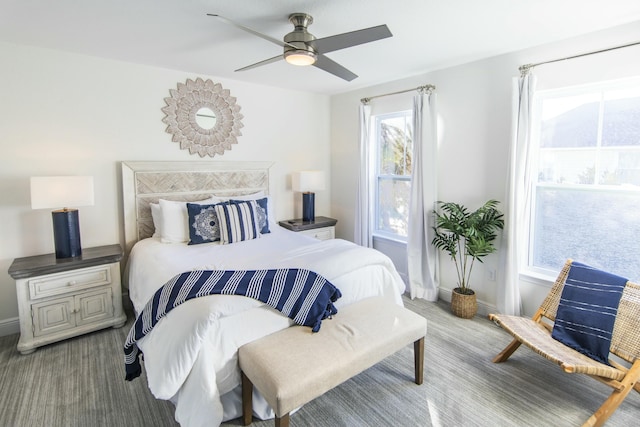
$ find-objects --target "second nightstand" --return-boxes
[278,216,338,241]
[8,244,127,355]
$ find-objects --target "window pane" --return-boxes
[538,149,597,184]
[540,94,599,148]
[377,178,410,237]
[532,187,640,281]
[599,149,640,186]
[602,95,640,147]
[378,116,413,176]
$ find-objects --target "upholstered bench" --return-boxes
[238,296,428,427]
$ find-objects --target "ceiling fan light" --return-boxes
[284,50,317,66]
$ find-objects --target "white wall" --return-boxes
[331,21,640,316]
[0,41,331,334]
[2,21,639,335]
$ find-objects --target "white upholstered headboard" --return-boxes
[121,161,273,253]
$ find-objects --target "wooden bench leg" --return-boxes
[241,371,253,426]
[275,413,290,427]
[414,337,424,385]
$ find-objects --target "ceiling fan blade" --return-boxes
[207,14,297,49]
[312,24,392,54]
[313,54,358,81]
[235,54,283,72]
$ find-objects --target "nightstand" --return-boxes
[8,244,127,354]
[278,216,338,241]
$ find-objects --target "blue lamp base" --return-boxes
[52,209,82,259]
[301,192,315,222]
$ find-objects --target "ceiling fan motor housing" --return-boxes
[284,13,317,63]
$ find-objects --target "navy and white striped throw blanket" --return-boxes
[551,261,627,365]
[124,269,341,381]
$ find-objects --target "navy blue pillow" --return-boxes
[186,203,222,245]
[231,197,270,234]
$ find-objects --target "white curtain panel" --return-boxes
[499,71,535,315]
[354,103,373,247]
[407,90,439,301]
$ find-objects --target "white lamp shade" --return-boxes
[292,171,325,192]
[30,176,95,210]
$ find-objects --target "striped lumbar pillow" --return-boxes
[214,200,261,244]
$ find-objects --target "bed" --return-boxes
[121,161,406,427]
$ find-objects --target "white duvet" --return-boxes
[126,226,405,427]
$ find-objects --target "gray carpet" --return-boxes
[0,295,637,426]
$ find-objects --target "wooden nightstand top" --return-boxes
[8,244,123,279]
[278,216,337,232]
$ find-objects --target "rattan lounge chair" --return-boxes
[489,259,640,427]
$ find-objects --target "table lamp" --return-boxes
[30,176,94,259]
[292,171,325,222]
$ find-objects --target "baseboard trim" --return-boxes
[438,287,497,318]
[0,317,19,337]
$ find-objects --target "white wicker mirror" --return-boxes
[161,78,244,157]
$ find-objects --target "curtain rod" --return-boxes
[520,40,640,73]
[361,84,435,104]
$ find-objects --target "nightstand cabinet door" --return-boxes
[31,288,115,338]
[76,288,114,326]
[32,296,75,337]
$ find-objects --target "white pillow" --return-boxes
[158,197,220,243]
[150,203,162,238]
[213,190,265,201]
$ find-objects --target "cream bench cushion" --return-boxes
[238,296,427,426]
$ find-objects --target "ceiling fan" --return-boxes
[208,13,392,81]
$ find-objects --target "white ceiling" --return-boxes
[2,0,640,95]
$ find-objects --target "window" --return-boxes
[373,110,413,240]
[529,77,640,281]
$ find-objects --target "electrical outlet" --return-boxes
[488,269,496,282]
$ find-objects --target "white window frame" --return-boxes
[525,76,640,280]
[371,110,413,242]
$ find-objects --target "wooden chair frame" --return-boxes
[489,259,640,427]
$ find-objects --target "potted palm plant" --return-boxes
[431,199,504,318]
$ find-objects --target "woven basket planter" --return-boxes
[450,288,477,319]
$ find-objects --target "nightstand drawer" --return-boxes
[28,266,112,300]
[299,227,335,241]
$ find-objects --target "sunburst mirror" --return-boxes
[161,78,244,157]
